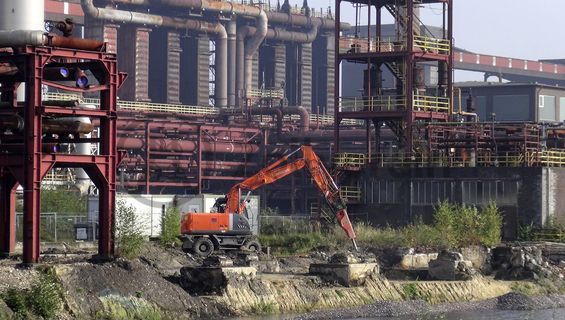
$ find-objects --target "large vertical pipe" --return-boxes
[215,27,228,107]
[227,21,237,107]
[236,26,249,106]
[81,0,228,107]
[245,10,268,93]
[0,0,44,31]
[0,0,44,101]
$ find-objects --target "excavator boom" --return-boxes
[225,145,358,249]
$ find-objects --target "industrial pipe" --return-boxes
[80,0,228,107]
[103,0,347,30]
[99,0,267,96]
[0,30,104,51]
[0,114,94,134]
[249,107,283,134]
[123,158,256,171]
[283,106,310,132]
[118,137,259,154]
[227,20,237,107]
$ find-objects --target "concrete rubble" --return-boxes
[309,252,380,286]
[428,250,477,281]
[491,245,558,280]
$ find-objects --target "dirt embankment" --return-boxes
[1,242,565,319]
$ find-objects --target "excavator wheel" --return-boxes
[244,239,262,253]
[192,237,215,257]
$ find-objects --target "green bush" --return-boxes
[1,270,62,319]
[30,271,63,319]
[479,202,503,247]
[17,188,87,214]
[160,206,181,247]
[115,200,146,259]
[2,288,30,317]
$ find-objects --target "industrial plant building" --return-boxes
[3,0,565,263]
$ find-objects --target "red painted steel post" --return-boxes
[22,53,44,264]
[334,0,341,155]
[98,58,118,259]
[0,169,17,256]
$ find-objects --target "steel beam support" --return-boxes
[334,0,341,154]
[0,46,122,263]
[0,169,17,256]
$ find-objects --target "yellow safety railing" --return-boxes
[338,95,406,112]
[540,150,565,167]
[413,95,450,112]
[334,153,367,169]
[339,36,406,54]
[340,186,362,203]
[43,92,220,116]
[246,88,285,100]
[413,36,450,55]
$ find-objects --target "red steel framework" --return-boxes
[0,45,126,263]
[334,0,453,157]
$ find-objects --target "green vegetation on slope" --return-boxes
[260,201,503,255]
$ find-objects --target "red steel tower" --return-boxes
[335,0,453,159]
[0,38,126,263]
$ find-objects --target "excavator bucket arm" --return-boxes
[223,145,358,249]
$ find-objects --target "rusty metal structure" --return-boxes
[335,0,453,156]
[0,34,126,263]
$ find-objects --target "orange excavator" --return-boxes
[180,145,358,256]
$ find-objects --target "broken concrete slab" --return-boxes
[428,250,476,281]
[309,262,380,287]
[179,266,257,295]
[399,253,438,270]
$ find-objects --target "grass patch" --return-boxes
[402,283,421,300]
[96,295,167,320]
[259,232,331,255]
[1,269,63,319]
[247,301,277,315]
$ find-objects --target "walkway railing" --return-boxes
[340,186,362,203]
[338,95,406,112]
[334,153,367,169]
[413,35,451,55]
[413,95,450,112]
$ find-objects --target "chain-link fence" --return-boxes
[15,213,94,243]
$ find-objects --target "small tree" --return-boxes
[478,201,503,247]
[160,206,181,247]
[115,200,145,259]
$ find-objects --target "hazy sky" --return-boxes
[302,0,565,80]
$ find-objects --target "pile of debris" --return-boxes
[428,250,477,281]
[491,245,563,280]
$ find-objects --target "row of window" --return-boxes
[459,94,565,122]
[365,179,520,206]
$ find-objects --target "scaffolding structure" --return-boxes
[0,44,126,263]
[334,0,453,156]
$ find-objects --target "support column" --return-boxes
[84,17,118,54]
[299,43,313,111]
[227,21,237,106]
[252,51,259,91]
[313,34,335,115]
[0,169,17,257]
[181,35,211,106]
[273,44,286,89]
[166,31,182,104]
[118,26,151,102]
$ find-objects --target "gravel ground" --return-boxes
[292,293,565,320]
